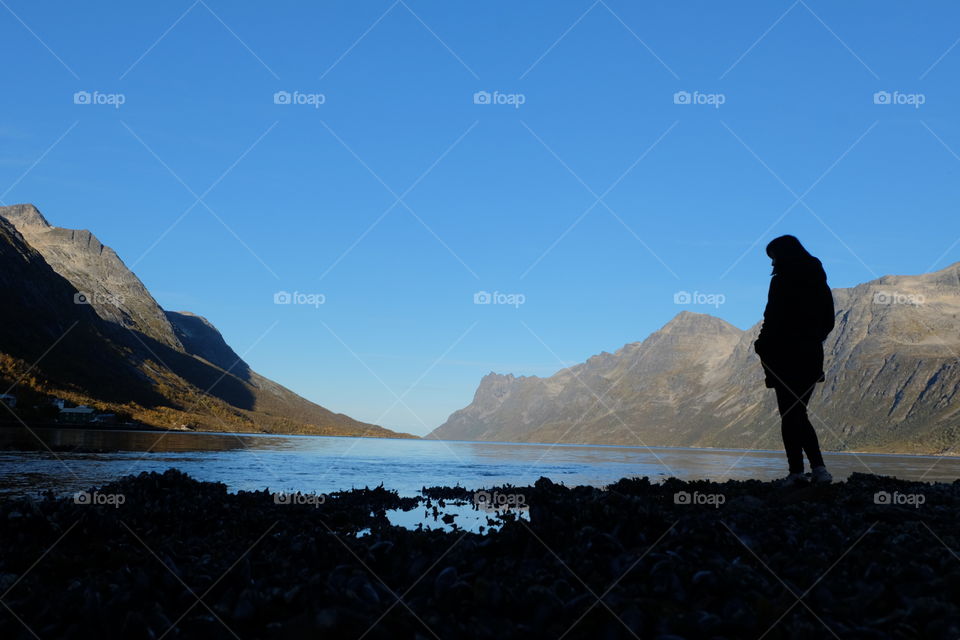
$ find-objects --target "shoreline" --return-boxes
[1,423,955,458]
[1,469,958,638]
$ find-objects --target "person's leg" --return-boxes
[774,384,805,474]
[777,382,826,471]
[793,385,825,470]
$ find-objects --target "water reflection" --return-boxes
[0,427,957,499]
[385,501,530,534]
[0,426,306,453]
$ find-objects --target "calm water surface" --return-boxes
[1,427,957,498]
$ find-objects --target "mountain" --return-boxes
[2,204,182,349]
[0,204,412,438]
[165,311,251,380]
[0,215,159,407]
[429,265,960,454]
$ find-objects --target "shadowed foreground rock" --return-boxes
[2,469,959,639]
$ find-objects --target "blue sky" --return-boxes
[2,1,959,434]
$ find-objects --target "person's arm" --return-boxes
[817,280,835,341]
[755,275,783,354]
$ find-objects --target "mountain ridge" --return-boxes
[0,203,413,439]
[3,203,183,350]
[429,263,960,453]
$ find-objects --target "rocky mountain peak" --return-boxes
[1,203,51,229]
[474,372,524,401]
[0,203,183,350]
[659,310,742,336]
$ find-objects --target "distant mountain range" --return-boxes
[429,264,960,454]
[0,203,411,438]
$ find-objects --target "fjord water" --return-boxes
[1,427,958,497]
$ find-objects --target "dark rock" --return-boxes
[2,469,959,639]
[434,566,458,594]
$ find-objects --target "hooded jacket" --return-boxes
[754,255,835,388]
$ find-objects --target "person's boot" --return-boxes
[811,466,833,484]
[780,472,808,488]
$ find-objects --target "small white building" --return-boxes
[59,405,95,424]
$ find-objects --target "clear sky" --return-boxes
[2,1,959,434]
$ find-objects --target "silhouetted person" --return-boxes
[754,235,835,487]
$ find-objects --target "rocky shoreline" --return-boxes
[1,469,959,639]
